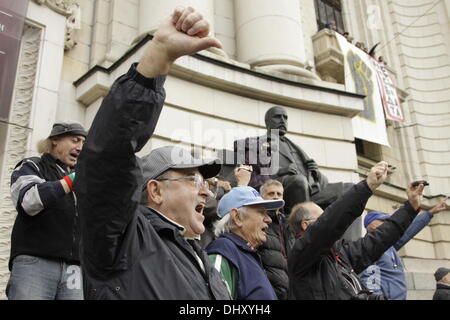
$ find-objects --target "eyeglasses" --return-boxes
[156,173,209,190]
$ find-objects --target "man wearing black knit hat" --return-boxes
[433,267,450,300]
[7,121,87,300]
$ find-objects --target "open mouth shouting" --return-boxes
[195,202,206,217]
[69,151,80,163]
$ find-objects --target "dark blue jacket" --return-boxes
[206,232,277,300]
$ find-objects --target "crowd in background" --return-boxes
[326,20,388,66]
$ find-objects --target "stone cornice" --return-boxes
[74,36,365,119]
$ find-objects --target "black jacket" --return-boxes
[257,210,294,300]
[75,64,230,300]
[433,283,450,300]
[9,153,79,269]
[288,181,419,300]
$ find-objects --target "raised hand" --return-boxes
[217,180,232,193]
[234,165,253,187]
[366,161,388,192]
[407,181,427,211]
[137,6,222,78]
[429,197,448,215]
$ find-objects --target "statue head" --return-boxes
[265,106,288,136]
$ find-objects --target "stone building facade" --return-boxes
[0,0,449,299]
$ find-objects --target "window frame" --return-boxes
[314,0,345,34]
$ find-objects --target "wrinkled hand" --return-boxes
[366,161,388,192]
[137,6,222,77]
[407,181,427,211]
[207,177,218,187]
[217,180,232,193]
[234,165,252,187]
[429,197,448,215]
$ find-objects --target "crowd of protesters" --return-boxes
[326,20,388,66]
[5,7,449,300]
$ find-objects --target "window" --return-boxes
[355,138,382,162]
[314,0,345,34]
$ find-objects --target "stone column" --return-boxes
[234,0,319,79]
[138,0,215,37]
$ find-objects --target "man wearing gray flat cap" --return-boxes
[7,121,87,300]
[74,7,229,300]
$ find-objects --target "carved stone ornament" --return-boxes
[0,24,42,299]
[32,0,80,51]
[33,0,78,16]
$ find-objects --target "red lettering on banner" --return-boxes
[371,58,405,123]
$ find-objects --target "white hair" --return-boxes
[37,138,53,154]
[260,179,283,196]
[213,207,248,238]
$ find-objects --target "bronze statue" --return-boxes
[232,106,353,213]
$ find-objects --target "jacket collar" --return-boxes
[42,153,71,173]
[222,232,256,253]
[142,207,185,236]
[142,207,209,277]
[437,282,450,289]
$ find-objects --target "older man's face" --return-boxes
[158,168,210,237]
[51,135,85,168]
[240,204,272,249]
[442,273,450,284]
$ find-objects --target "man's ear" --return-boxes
[300,220,309,232]
[230,208,243,228]
[147,180,163,205]
[51,138,58,147]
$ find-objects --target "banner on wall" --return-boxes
[0,0,29,123]
[371,60,405,123]
[336,32,390,146]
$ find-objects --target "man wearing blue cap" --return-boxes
[359,197,448,300]
[206,186,284,300]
